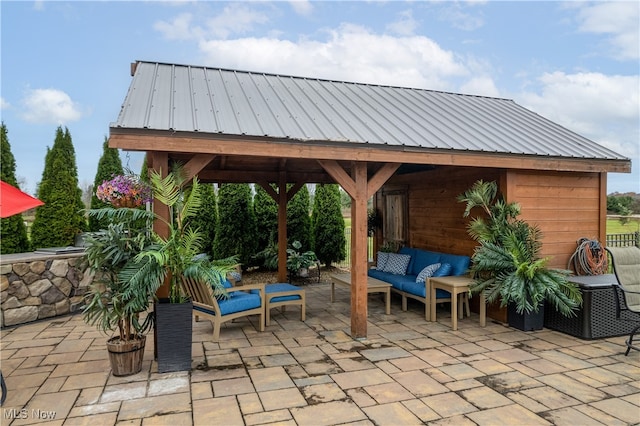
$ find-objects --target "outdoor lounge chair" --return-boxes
[606,246,640,355]
[182,278,265,342]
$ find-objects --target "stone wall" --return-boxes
[1,253,92,327]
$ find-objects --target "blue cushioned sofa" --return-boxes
[368,246,471,320]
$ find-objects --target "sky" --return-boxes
[2,1,639,196]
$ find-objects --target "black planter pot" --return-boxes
[508,302,545,331]
[155,300,193,373]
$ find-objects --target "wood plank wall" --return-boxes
[505,170,604,269]
[383,166,501,256]
[378,165,604,323]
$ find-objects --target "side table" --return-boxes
[429,276,486,331]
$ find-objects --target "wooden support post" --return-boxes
[149,151,170,299]
[317,160,400,339]
[351,162,369,338]
[278,172,288,283]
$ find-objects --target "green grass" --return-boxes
[607,218,640,234]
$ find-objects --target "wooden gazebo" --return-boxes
[109,61,631,338]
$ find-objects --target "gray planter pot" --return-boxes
[155,300,193,373]
[508,301,544,331]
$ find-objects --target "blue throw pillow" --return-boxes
[376,251,390,270]
[416,263,441,283]
[382,253,411,275]
[432,263,452,277]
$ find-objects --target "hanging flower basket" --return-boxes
[96,174,152,208]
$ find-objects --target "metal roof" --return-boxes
[112,61,627,161]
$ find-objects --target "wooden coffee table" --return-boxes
[429,275,486,330]
[330,273,391,314]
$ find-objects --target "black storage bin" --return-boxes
[544,274,637,339]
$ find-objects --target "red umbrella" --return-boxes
[0,180,44,218]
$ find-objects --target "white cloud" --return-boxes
[199,23,468,91]
[154,12,201,41]
[518,71,639,160]
[575,2,640,61]
[0,97,10,109]
[205,4,269,39]
[386,9,419,36]
[155,4,269,41]
[21,88,84,124]
[289,0,313,17]
[459,76,500,98]
[438,3,485,31]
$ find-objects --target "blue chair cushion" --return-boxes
[439,253,470,276]
[262,283,302,303]
[213,291,261,315]
[433,263,453,277]
[411,250,442,275]
[401,281,452,300]
[402,281,427,298]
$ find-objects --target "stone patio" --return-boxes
[1,280,639,425]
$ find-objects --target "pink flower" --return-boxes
[96,174,152,208]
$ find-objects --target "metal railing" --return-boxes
[606,232,640,248]
[335,227,373,269]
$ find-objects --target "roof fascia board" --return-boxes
[109,133,631,174]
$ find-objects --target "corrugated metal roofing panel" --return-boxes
[112,61,628,161]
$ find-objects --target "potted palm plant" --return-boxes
[83,175,156,376]
[458,180,582,331]
[120,169,234,373]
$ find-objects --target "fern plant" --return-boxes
[458,180,581,316]
[120,169,235,304]
[83,200,157,341]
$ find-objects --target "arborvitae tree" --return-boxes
[0,123,30,253]
[213,183,257,268]
[89,137,124,231]
[287,184,312,251]
[140,153,149,183]
[188,183,218,257]
[312,184,346,266]
[31,127,87,248]
[253,184,278,251]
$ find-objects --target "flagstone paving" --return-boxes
[2,281,640,425]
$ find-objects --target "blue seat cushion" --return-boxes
[411,250,442,275]
[207,291,261,315]
[439,253,470,276]
[401,282,452,299]
[433,263,453,277]
[368,268,388,281]
[261,283,302,303]
[368,270,415,291]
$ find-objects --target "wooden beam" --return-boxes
[317,160,356,197]
[367,163,401,199]
[198,170,333,184]
[256,181,278,202]
[287,182,305,203]
[182,154,215,183]
[109,133,631,174]
[351,162,369,338]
